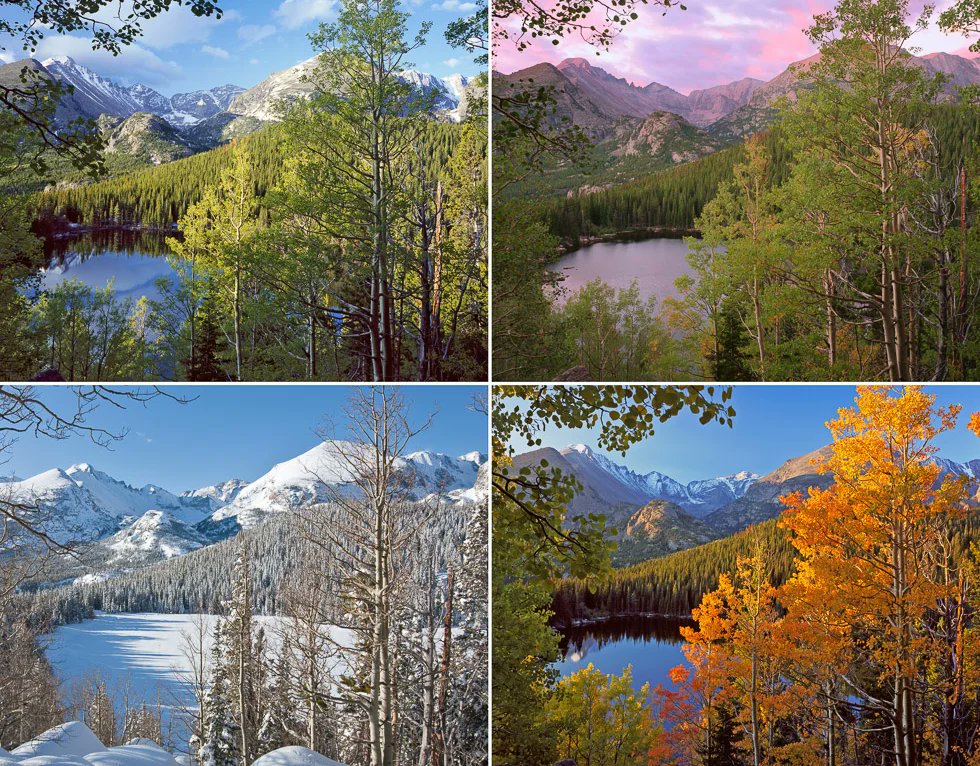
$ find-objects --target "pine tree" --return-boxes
[256,645,295,756]
[225,537,258,764]
[199,621,240,766]
[85,681,117,746]
[186,284,225,381]
[709,299,753,383]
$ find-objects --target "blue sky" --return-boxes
[515,385,980,483]
[0,0,479,95]
[7,385,487,492]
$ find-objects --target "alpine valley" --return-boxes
[8,441,487,582]
[1,54,474,171]
[492,12,980,384]
[513,441,980,567]
[0,0,489,384]
[494,51,980,195]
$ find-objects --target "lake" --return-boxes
[555,614,694,693]
[45,612,352,755]
[40,229,178,304]
[550,237,696,306]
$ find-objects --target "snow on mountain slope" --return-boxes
[104,511,209,565]
[227,56,470,123]
[41,56,144,119]
[63,464,210,525]
[0,465,212,546]
[32,56,244,126]
[208,441,485,530]
[168,84,244,122]
[0,468,121,545]
[181,478,248,510]
[4,442,485,563]
[446,460,490,505]
[126,83,170,114]
[557,444,760,516]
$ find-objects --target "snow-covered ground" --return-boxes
[46,613,277,752]
[48,613,225,705]
[45,612,353,754]
[0,721,346,766]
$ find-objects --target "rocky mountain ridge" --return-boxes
[495,50,980,190]
[510,441,980,565]
[4,442,487,577]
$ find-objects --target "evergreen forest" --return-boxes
[0,0,488,382]
[493,383,980,766]
[493,0,980,382]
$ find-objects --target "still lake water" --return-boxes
[555,615,694,692]
[551,237,696,305]
[40,228,178,303]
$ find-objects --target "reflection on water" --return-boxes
[40,229,179,304]
[550,237,696,305]
[555,614,694,692]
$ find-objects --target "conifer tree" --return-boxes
[199,622,240,766]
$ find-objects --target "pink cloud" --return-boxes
[494,0,978,92]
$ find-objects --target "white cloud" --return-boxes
[274,0,338,30]
[239,23,276,44]
[443,57,460,67]
[249,57,261,65]
[32,35,181,85]
[90,2,235,50]
[0,51,14,64]
[201,45,230,60]
[435,0,477,10]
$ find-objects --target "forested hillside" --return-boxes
[22,498,479,623]
[550,519,794,623]
[0,0,488,383]
[30,123,462,230]
[493,3,980,382]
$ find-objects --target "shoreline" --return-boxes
[553,611,695,631]
[558,226,699,256]
[36,221,179,239]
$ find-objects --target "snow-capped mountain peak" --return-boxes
[558,443,760,517]
[3,439,486,571]
[41,55,73,67]
[208,441,484,530]
[105,510,209,564]
[29,56,244,127]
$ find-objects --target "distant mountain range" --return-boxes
[5,442,487,576]
[510,443,980,564]
[495,50,980,192]
[0,54,476,165]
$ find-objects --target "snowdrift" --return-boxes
[6,724,348,766]
[252,748,346,766]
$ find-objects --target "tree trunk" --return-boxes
[233,267,243,382]
[432,569,453,766]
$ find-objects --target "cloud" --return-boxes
[496,0,980,91]
[0,51,14,64]
[250,57,261,65]
[90,2,235,50]
[201,45,231,60]
[32,35,181,85]
[435,0,477,10]
[274,0,338,30]
[443,57,460,67]
[238,24,276,44]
